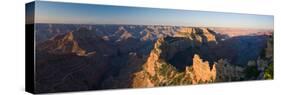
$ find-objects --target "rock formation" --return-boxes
[174,27,217,46]
[190,54,216,83]
[132,31,219,87]
[215,59,244,82]
[37,32,86,56]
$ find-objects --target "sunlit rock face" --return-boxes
[132,29,220,87]
[191,54,216,83]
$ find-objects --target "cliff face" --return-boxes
[141,31,154,41]
[131,27,270,87]
[190,54,216,83]
[243,36,273,80]
[174,27,217,46]
[214,59,244,82]
[132,28,220,87]
[37,32,86,56]
[132,52,217,87]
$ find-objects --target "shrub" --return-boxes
[264,63,273,79]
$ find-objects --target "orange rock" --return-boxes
[191,54,216,83]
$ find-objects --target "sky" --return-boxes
[29,1,274,29]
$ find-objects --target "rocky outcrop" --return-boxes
[37,32,86,56]
[141,31,154,41]
[37,27,119,56]
[132,32,219,87]
[174,27,217,46]
[131,26,272,87]
[215,59,244,82]
[190,54,216,83]
[132,52,217,87]
[243,36,273,80]
[117,30,134,42]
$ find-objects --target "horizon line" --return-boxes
[29,22,274,30]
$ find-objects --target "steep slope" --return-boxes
[242,36,273,80]
[163,27,219,70]
[132,52,217,87]
[131,35,247,87]
[35,24,78,43]
[131,31,219,87]
[37,27,118,56]
[141,31,154,41]
[37,32,86,56]
[35,28,113,93]
[190,54,216,83]
[35,52,110,93]
[72,27,117,56]
[174,27,217,45]
[115,26,134,42]
[131,27,270,87]
[214,59,244,81]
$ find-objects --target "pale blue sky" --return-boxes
[33,1,274,29]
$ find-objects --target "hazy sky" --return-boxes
[32,1,274,29]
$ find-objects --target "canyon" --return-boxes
[34,24,273,93]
